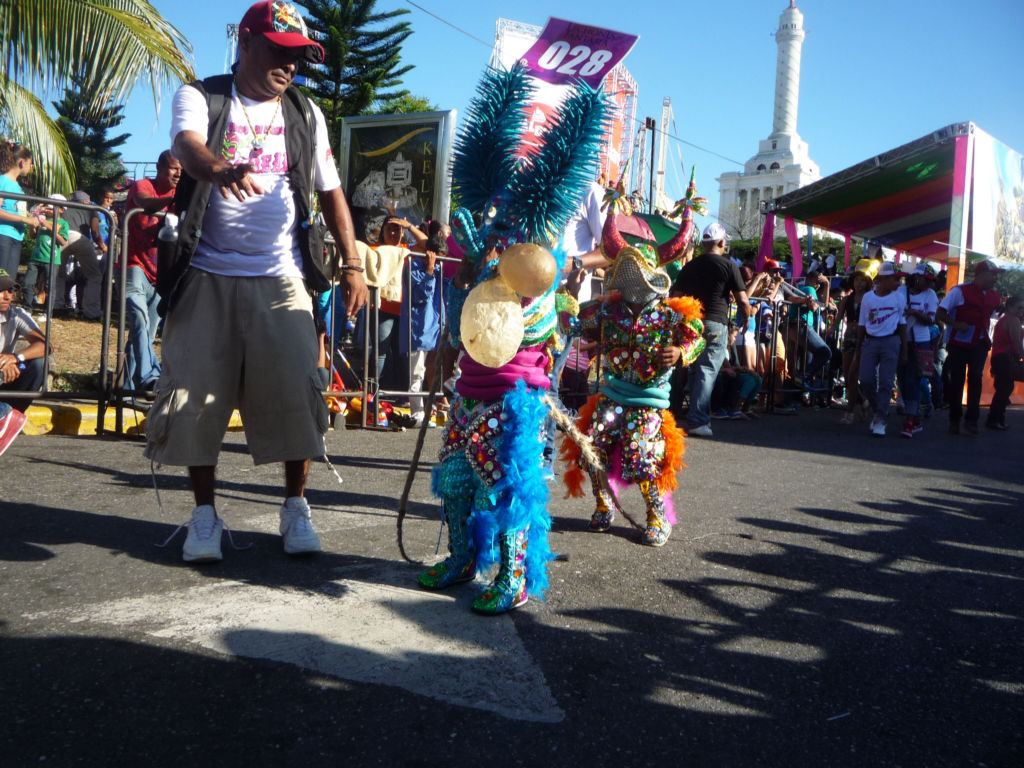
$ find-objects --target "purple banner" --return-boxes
[520,17,639,87]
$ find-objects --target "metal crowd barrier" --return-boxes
[734,294,836,413]
[0,190,116,414]
[98,207,163,436]
[322,249,461,429]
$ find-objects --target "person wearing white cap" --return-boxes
[935,259,1004,434]
[670,222,750,437]
[856,262,908,437]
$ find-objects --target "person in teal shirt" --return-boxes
[0,143,38,284]
[22,194,69,311]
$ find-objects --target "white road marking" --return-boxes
[24,567,563,723]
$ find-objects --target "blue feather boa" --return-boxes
[469,380,554,597]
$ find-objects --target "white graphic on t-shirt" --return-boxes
[221,121,288,173]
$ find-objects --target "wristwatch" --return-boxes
[15,353,25,363]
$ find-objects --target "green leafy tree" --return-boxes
[0,0,193,193]
[368,93,437,115]
[53,75,129,193]
[301,0,414,155]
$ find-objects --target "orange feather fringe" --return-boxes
[558,393,687,498]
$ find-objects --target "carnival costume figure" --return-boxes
[416,64,609,614]
[560,173,707,546]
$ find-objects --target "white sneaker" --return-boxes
[870,417,886,437]
[183,505,224,562]
[280,497,321,554]
[688,423,714,438]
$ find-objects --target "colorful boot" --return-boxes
[639,480,671,547]
[472,529,528,615]
[587,471,616,532]
[418,502,476,589]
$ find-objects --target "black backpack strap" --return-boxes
[158,75,234,314]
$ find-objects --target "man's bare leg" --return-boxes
[189,466,216,507]
[284,459,309,498]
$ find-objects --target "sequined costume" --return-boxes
[416,63,608,613]
[560,171,707,545]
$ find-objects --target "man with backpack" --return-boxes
[144,0,368,563]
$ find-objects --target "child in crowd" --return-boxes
[899,264,939,438]
[711,325,762,419]
[22,195,69,311]
[987,294,1024,430]
[857,262,908,437]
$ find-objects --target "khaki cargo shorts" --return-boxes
[144,269,329,467]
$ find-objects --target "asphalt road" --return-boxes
[1,405,1021,767]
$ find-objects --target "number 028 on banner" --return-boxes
[521,18,639,87]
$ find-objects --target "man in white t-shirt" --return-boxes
[898,263,939,437]
[856,262,908,437]
[144,0,368,563]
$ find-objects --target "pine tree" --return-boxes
[301,0,414,155]
[53,75,129,194]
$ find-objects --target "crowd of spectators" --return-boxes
[1,131,1021,446]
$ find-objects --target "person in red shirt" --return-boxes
[122,150,180,394]
[936,259,1003,434]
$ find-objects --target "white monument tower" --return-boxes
[718,1,819,238]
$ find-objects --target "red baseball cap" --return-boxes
[764,259,782,271]
[974,259,1003,276]
[240,0,325,64]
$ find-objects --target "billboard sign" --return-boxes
[338,111,456,244]
[970,127,1024,267]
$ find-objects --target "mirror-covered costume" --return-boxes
[560,175,707,545]
[417,64,608,614]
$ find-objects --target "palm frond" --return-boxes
[1,0,195,114]
[0,73,75,193]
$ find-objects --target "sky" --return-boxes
[116,0,1024,224]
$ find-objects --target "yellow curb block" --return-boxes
[24,401,245,437]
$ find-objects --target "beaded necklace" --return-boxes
[235,80,282,158]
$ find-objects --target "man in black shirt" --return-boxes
[671,222,750,437]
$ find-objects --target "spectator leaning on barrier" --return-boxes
[826,259,877,424]
[0,268,48,456]
[935,259,1003,435]
[399,226,444,426]
[60,190,103,320]
[857,262,908,437]
[122,151,180,395]
[371,216,427,386]
[670,222,750,438]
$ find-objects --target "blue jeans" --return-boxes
[804,325,832,382]
[859,335,900,419]
[899,342,930,416]
[0,234,22,282]
[687,319,728,428]
[124,266,161,389]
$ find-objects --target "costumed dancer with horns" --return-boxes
[560,171,707,545]
[416,64,609,613]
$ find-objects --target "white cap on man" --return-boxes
[702,222,728,242]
